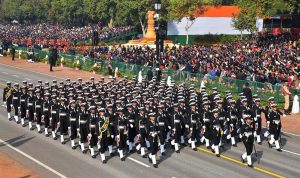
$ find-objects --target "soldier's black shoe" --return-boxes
[248,164,253,168]
[38,130,43,134]
[92,155,97,158]
[110,153,115,157]
[277,148,282,152]
[30,127,35,131]
[121,157,125,161]
[268,142,272,148]
[16,121,21,124]
[82,150,87,154]
[161,152,166,156]
[22,124,26,127]
[216,154,220,157]
[137,150,141,154]
[175,150,180,153]
[54,137,58,140]
[45,134,50,137]
[142,155,147,158]
[207,146,211,150]
[241,156,245,163]
[102,160,107,164]
[61,141,66,145]
[9,118,13,121]
[192,148,197,151]
[211,149,215,153]
[72,146,76,150]
[258,142,262,145]
[129,150,135,154]
[148,157,152,163]
[233,144,237,147]
[153,164,158,168]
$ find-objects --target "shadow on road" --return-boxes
[0,134,35,148]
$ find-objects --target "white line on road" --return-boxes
[282,131,300,137]
[25,78,32,81]
[127,157,150,168]
[0,138,68,178]
[12,75,19,78]
[282,149,300,156]
[1,72,8,74]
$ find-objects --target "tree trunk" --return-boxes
[139,16,146,37]
[240,31,243,40]
[186,30,189,45]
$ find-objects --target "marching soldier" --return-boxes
[27,88,35,130]
[211,109,222,157]
[98,108,110,163]
[157,105,168,155]
[201,101,212,149]
[115,108,127,161]
[147,112,159,168]
[188,102,200,151]
[42,93,51,136]
[69,100,78,149]
[107,104,116,156]
[59,98,69,144]
[136,107,148,158]
[227,100,239,147]
[3,82,13,120]
[252,98,263,144]
[20,86,28,127]
[240,115,255,167]
[12,83,21,123]
[35,90,43,133]
[171,103,182,153]
[78,103,89,153]
[126,104,136,153]
[50,95,59,140]
[88,106,98,158]
[268,104,283,152]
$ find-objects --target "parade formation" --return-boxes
[2,75,284,168]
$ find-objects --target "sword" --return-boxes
[253,143,259,164]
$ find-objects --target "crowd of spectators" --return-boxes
[83,33,300,89]
[0,23,134,44]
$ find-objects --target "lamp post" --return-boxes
[154,0,161,68]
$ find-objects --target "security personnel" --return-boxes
[268,104,282,152]
[35,89,43,133]
[240,115,255,167]
[188,102,200,151]
[59,98,69,144]
[88,106,98,158]
[12,83,21,123]
[3,82,13,120]
[42,93,51,136]
[201,101,212,149]
[227,100,239,147]
[20,86,28,127]
[147,112,159,168]
[69,100,78,149]
[98,108,110,163]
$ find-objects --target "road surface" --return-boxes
[0,63,300,178]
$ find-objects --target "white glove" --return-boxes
[130,124,133,128]
[185,124,189,128]
[3,101,6,105]
[77,128,80,132]
[34,113,37,116]
[172,128,176,132]
[88,133,92,138]
[18,107,20,111]
[190,128,193,131]
[227,118,230,122]
[10,104,13,109]
[116,135,120,139]
[111,135,114,139]
[168,126,171,130]
[202,126,206,129]
[49,117,52,121]
[254,117,257,121]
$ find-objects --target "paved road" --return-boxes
[0,63,300,178]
